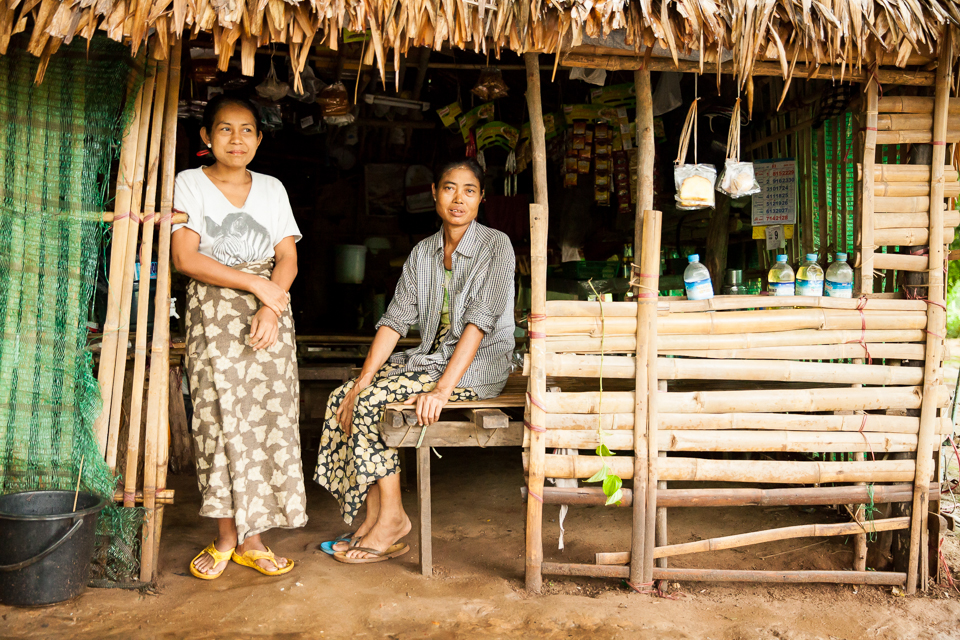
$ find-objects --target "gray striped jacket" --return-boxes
[375,221,516,399]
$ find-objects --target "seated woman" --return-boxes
[172,94,307,579]
[314,158,515,563]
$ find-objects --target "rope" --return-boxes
[843,295,872,364]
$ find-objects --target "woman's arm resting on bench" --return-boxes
[336,325,402,435]
[405,323,484,426]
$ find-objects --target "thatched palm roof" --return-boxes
[3,0,957,84]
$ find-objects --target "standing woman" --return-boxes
[172,94,307,579]
[315,159,515,563]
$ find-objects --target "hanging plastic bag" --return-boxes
[471,68,509,101]
[716,99,761,198]
[255,59,289,102]
[674,98,717,210]
[318,82,352,117]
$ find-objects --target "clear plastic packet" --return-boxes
[674,163,717,210]
[318,82,351,117]
[716,99,759,198]
[673,98,715,209]
[717,159,761,198]
[255,59,289,101]
[471,68,510,101]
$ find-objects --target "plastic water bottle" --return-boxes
[796,253,824,297]
[825,252,854,298]
[767,254,795,296]
[683,254,714,300]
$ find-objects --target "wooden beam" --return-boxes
[469,408,509,429]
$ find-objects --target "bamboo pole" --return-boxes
[94,58,147,455]
[876,130,960,145]
[545,412,952,435]
[530,483,938,508]
[875,196,934,212]
[634,70,654,249]
[123,47,169,508]
[631,210,660,584]
[651,567,906,585]
[544,308,927,336]
[907,26,954,596]
[103,211,188,224]
[542,386,948,415]
[833,118,841,256]
[523,47,549,596]
[872,253,929,272]
[541,353,923,385]
[841,114,849,254]
[662,344,923,360]
[654,518,909,559]
[656,380,667,572]
[153,36,182,571]
[875,210,960,228]
[877,96,960,113]
[875,227,956,247]
[876,113,960,130]
[859,76,878,295]
[537,453,922,483]
[867,165,960,182]
[545,297,929,315]
[113,489,175,504]
[818,126,829,262]
[141,37,182,583]
[873,182,960,197]
[528,428,923,453]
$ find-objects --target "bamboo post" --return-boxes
[631,209,660,584]
[523,50,548,594]
[634,69,654,254]
[907,26,954,596]
[656,380,668,571]
[141,37,182,582]
[106,57,158,473]
[859,74,879,295]
[153,36,182,571]
[840,114,849,253]
[123,45,169,508]
[817,125,829,263]
[94,58,147,455]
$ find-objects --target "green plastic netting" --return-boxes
[0,37,144,587]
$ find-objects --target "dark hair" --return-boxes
[435,158,485,188]
[202,94,261,135]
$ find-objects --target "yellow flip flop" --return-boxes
[190,541,235,580]
[231,547,295,576]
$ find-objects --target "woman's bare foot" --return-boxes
[332,486,381,553]
[344,511,411,560]
[238,534,289,572]
[193,536,236,575]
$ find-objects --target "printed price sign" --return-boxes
[765,224,785,250]
[752,159,797,227]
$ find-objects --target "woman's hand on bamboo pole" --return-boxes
[405,386,452,426]
[249,308,279,350]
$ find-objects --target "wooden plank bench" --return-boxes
[380,393,524,576]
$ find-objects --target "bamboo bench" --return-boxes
[380,393,525,576]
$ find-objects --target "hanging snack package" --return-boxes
[578,158,591,174]
[573,122,587,136]
[565,156,579,173]
[674,98,716,210]
[564,172,578,187]
[318,82,351,117]
[716,99,761,198]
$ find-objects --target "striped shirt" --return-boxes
[376,221,516,399]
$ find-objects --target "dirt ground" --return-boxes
[3,445,960,640]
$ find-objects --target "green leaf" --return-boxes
[602,473,622,497]
[605,488,623,506]
[595,443,614,457]
[585,463,610,483]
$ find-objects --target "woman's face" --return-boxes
[200,103,262,170]
[432,167,483,230]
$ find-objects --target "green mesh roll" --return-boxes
[0,37,143,585]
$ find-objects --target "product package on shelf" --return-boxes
[674,98,716,210]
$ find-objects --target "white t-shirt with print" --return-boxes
[172,167,302,267]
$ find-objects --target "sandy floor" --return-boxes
[3,445,960,640]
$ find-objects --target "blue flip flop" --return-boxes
[320,532,356,556]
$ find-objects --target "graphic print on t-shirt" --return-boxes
[205,212,273,266]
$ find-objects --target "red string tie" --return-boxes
[527,391,547,412]
[524,419,546,433]
[527,487,544,503]
[529,331,546,339]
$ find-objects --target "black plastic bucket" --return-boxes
[0,490,107,606]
